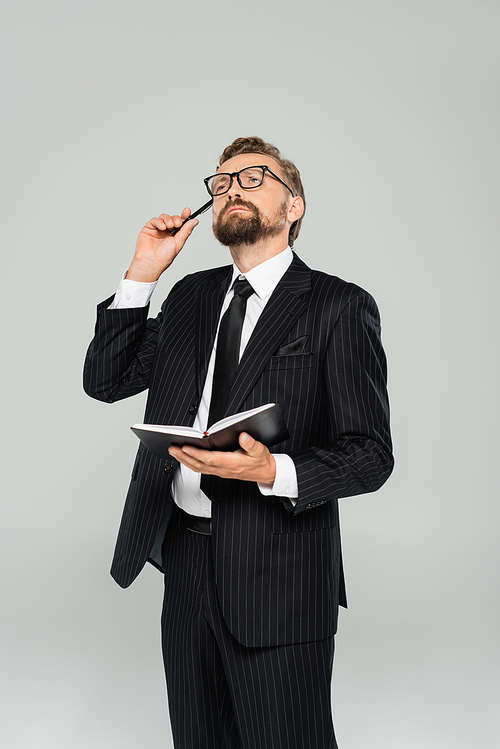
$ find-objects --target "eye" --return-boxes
[212,176,230,194]
[240,168,264,187]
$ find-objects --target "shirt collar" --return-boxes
[230,247,294,300]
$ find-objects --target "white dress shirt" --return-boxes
[111,247,298,516]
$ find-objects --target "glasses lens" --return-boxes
[238,167,265,188]
[209,174,231,195]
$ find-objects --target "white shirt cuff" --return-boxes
[258,453,298,505]
[109,271,158,309]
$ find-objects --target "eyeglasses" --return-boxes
[204,165,294,198]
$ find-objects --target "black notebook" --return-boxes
[131,403,289,458]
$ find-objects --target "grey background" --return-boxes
[1,0,498,746]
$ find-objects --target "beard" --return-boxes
[213,198,288,247]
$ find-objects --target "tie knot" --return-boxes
[232,278,254,301]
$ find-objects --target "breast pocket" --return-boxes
[266,352,314,371]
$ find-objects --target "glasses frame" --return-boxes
[204,165,295,198]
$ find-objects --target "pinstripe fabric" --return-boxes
[84,253,393,648]
[161,519,337,749]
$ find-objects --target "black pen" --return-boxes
[170,198,213,236]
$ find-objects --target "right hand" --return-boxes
[127,207,199,282]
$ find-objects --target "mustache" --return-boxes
[219,198,259,221]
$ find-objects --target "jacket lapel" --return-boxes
[195,265,232,397]
[225,255,312,416]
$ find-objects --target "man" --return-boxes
[84,136,393,749]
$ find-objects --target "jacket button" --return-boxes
[189,404,198,415]
[164,462,173,474]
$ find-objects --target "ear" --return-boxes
[287,195,304,224]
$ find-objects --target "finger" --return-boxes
[150,214,178,232]
[150,213,198,241]
[169,449,200,472]
[183,446,223,470]
[172,217,199,241]
[179,445,210,460]
[156,210,191,229]
[183,446,239,466]
[238,432,259,453]
[169,445,210,473]
[172,213,187,228]
[177,215,199,231]
[146,216,168,231]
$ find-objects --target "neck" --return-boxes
[228,235,289,274]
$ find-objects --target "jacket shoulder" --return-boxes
[181,264,232,285]
[160,264,231,307]
[308,267,376,314]
[291,253,371,303]
[289,255,380,326]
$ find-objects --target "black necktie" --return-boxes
[206,277,254,427]
[201,277,254,498]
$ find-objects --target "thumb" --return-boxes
[239,432,256,452]
[175,217,199,241]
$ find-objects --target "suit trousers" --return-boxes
[161,517,338,749]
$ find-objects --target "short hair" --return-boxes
[218,136,306,248]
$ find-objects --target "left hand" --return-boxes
[168,432,276,485]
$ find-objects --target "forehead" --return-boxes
[217,152,283,175]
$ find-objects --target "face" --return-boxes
[211,153,293,248]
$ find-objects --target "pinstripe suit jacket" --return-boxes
[84,253,393,647]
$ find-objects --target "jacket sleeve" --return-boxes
[290,289,394,514]
[83,295,162,403]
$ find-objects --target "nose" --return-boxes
[226,173,243,200]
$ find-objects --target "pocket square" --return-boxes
[274,335,310,356]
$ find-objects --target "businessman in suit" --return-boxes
[84,136,393,749]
